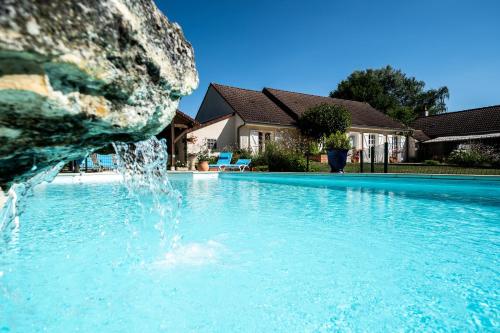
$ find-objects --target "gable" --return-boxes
[195,85,235,123]
[210,84,295,126]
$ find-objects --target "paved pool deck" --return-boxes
[54,171,500,183]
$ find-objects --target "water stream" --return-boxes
[0,162,65,243]
[113,136,182,251]
[1,136,181,254]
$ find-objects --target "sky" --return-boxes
[156,0,500,117]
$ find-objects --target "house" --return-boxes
[187,83,409,162]
[411,105,500,160]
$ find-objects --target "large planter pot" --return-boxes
[327,149,348,173]
[197,161,209,171]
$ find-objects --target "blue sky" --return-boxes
[156,0,500,117]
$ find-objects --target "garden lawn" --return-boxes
[307,162,500,175]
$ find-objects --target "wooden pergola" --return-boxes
[156,110,199,167]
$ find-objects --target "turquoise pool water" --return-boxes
[1,174,499,332]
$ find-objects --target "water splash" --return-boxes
[0,162,65,242]
[153,240,224,268]
[112,137,182,251]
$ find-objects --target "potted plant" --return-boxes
[297,103,352,172]
[196,150,210,171]
[324,132,352,173]
[175,160,188,171]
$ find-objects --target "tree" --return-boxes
[297,103,351,172]
[330,66,449,124]
[297,103,352,140]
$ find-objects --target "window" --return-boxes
[258,132,272,152]
[206,139,217,150]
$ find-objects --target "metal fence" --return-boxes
[62,147,500,175]
[344,143,500,175]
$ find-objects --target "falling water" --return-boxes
[112,136,182,251]
[0,162,65,242]
[0,136,181,257]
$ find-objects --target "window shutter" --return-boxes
[250,130,259,153]
[240,136,248,149]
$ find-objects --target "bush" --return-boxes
[253,165,269,172]
[424,159,440,166]
[196,150,210,162]
[261,141,307,172]
[231,148,252,163]
[308,141,322,155]
[297,104,352,140]
[250,152,267,167]
[324,132,352,150]
[448,144,500,167]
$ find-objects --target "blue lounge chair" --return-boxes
[79,157,97,171]
[208,152,233,170]
[225,159,251,172]
[98,154,117,170]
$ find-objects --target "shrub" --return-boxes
[254,165,269,172]
[175,160,186,167]
[447,144,499,167]
[231,148,253,163]
[308,141,322,155]
[324,132,352,150]
[196,150,210,162]
[262,141,307,172]
[207,156,218,164]
[297,103,352,140]
[424,159,440,166]
[251,153,267,167]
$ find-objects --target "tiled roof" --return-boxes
[175,109,199,126]
[411,105,500,139]
[211,83,296,126]
[187,113,234,132]
[424,133,500,143]
[411,129,431,142]
[263,88,406,130]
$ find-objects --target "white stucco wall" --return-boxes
[187,115,240,154]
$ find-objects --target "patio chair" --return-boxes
[98,154,117,170]
[79,157,97,171]
[225,159,251,172]
[208,152,233,171]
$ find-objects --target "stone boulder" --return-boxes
[0,0,198,187]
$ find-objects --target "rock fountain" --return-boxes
[0,0,198,185]
[0,0,198,213]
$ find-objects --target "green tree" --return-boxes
[297,103,352,140]
[330,65,449,124]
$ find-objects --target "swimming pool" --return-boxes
[1,173,499,332]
